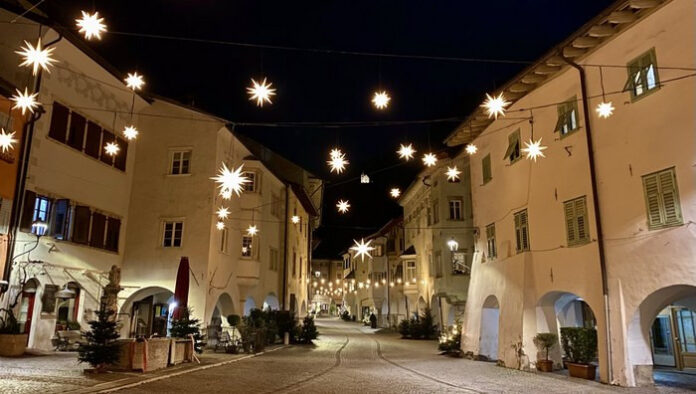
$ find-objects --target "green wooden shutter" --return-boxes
[520,210,529,250]
[658,170,682,225]
[514,213,521,251]
[643,173,663,228]
[564,201,576,244]
[482,155,491,183]
[575,198,588,242]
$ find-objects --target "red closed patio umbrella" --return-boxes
[172,256,190,320]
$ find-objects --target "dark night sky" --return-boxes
[43,0,614,258]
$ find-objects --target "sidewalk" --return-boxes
[0,348,272,394]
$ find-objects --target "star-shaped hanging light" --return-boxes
[372,91,390,110]
[125,72,145,91]
[422,153,437,167]
[104,141,120,156]
[247,78,276,107]
[481,92,511,119]
[596,101,615,119]
[350,238,374,261]
[76,11,107,40]
[212,163,250,197]
[446,166,461,182]
[329,148,343,160]
[246,224,259,236]
[336,200,350,214]
[397,144,415,160]
[216,207,230,220]
[465,144,478,155]
[291,215,300,224]
[122,125,138,140]
[390,188,401,198]
[10,88,40,115]
[220,190,232,200]
[216,221,225,230]
[328,152,348,174]
[522,138,547,162]
[0,129,17,153]
[16,39,56,76]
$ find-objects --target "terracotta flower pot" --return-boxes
[0,333,29,357]
[567,362,596,380]
[536,359,553,372]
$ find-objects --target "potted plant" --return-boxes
[533,333,558,372]
[0,308,27,357]
[560,327,598,380]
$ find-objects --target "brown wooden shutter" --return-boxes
[19,190,36,232]
[89,212,106,248]
[72,205,91,244]
[48,102,69,142]
[105,218,121,252]
[114,137,128,171]
[67,112,86,151]
[85,121,102,159]
[100,130,115,166]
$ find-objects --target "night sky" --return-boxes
[43,0,614,258]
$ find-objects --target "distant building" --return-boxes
[309,258,343,315]
[445,0,695,386]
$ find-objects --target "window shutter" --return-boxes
[658,170,681,225]
[564,201,576,244]
[114,137,128,171]
[554,105,566,133]
[520,210,529,250]
[105,218,121,252]
[89,212,106,248]
[85,121,102,159]
[67,112,86,151]
[575,198,588,241]
[482,155,491,183]
[642,174,663,227]
[72,206,91,244]
[48,102,69,142]
[100,130,116,166]
[0,198,12,234]
[51,199,70,239]
[504,133,516,159]
[19,190,36,232]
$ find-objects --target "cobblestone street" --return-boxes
[4,318,690,393]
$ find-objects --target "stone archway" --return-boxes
[263,293,280,311]
[120,286,174,338]
[243,297,257,316]
[479,295,500,361]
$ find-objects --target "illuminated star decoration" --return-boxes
[336,200,350,214]
[212,163,250,197]
[328,151,349,174]
[596,101,615,119]
[422,153,437,167]
[246,224,258,236]
[247,78,276,107]
[465,144,478,155]
[220,190,232,200]
[390,188,401,198]
[125,72,145,91]
[123,125,138,140]
[0,128,17,153]
[372,91,391,109]
[446,166,461,182]
[481,92,511,119]
[16,39,56,75]
[104,141,120,156]
[11,88,40,115]
[76,11,107,40]
[291,215,300,224]
[216,221,225,230]
[216,207,230,220]
[397,144,415,160]
[522,138,547,162]
[330,148,343,160]
[350,238,374,261]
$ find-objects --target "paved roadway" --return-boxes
[99,318,692,394]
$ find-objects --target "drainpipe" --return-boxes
[3,33,63,285]
[281,185,289,309]
[563,56,613,383]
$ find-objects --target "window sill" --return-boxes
[630,85,660,103]
[166,173,192,177]
[647,220,683,231]
[567,240,591,248]
[48,237,120,255]
[559,127,581,140]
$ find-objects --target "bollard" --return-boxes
[284,332,290,345]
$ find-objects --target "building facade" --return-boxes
[446,0,695,386]
[309,258,343,315]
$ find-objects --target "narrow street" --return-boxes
[70,318,690,394]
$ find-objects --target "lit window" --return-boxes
[163,221,183,247]
[31,196,51,235]
[170,150,191,175]
[405,261,417,283]
[555,98,579,136]
[625,48,660,100]
[241,236,253,257]
[243,171,257,192]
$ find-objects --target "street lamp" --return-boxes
[447,237,459,252]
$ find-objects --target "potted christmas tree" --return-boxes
[533,333,558,372]
[560,327,597,380]
[78,309,120,372]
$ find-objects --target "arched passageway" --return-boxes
[243,297,256,316]
[263,293,280,311]
[479,295,500,361]
[121,286,174,338]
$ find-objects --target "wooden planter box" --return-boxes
[0,334,28,357]
[567,362,596,380]
[536,359,553,372]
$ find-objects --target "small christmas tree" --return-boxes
[170,307,205,353]
[297,315,318,344]
[78,309,121,372]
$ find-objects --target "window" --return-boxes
[642,167,682,230]
[434,251,442,278]
[219,227,229,253]
[482,154,492,184]
[163,221,184,247]
[48,102,127,172]
[72,206,91,245]
[292,251,297,277]
[241,236,253,257]
[243,171,257,192]
[32,195,51,224]
[555,97,579,136]
[269,247,279,270]
[104,218,121,252]
[170,150,191,175]
[373,244,384,257]
[448,199,463,220]
[405,261,417,283]
[514,209,530,252]
[486,223,497,259]
[564,196,590,246]
[432,200,439,224]
[504,129,521,163]
[625,48,659,100]
[89,212,106,248]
